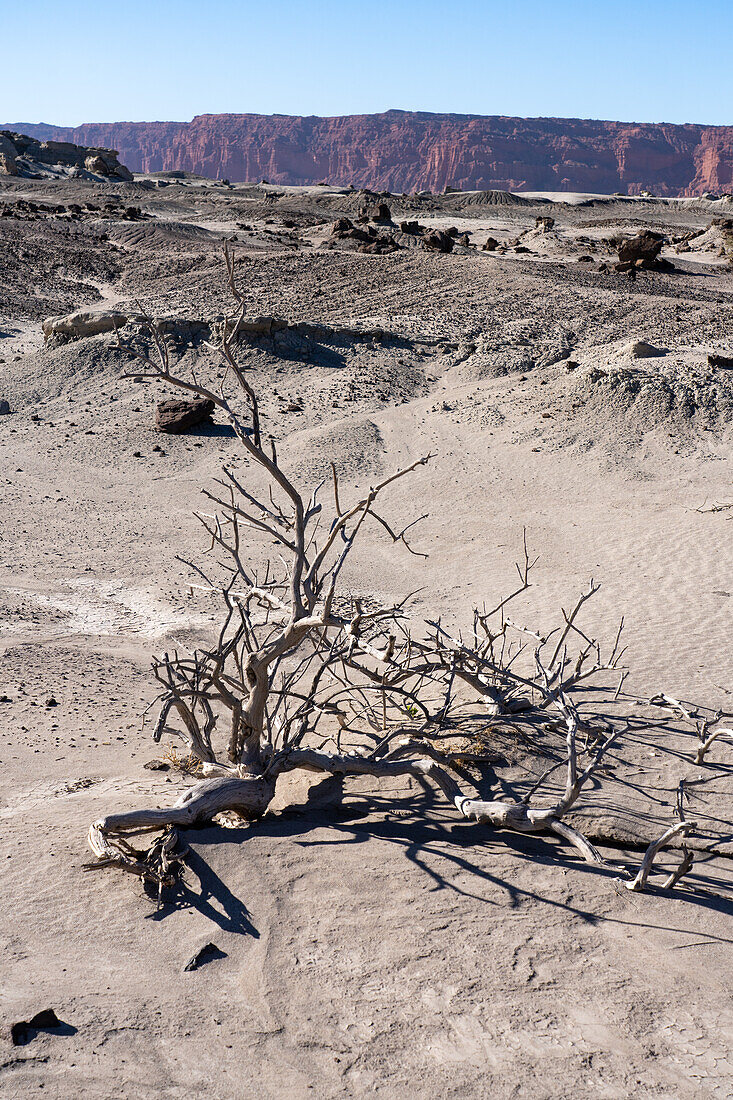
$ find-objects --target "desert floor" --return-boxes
[1,176,732,1098]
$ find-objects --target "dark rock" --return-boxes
[708,352,733,368]
[330,217,373,244]
[183,942,227,972]
[358,238,400,254]
[482,237,499,251]
[0,399,10,414]
[331,217,353,234]
[155,398,215,433]
[421,229,454,253]
[360,202,392,223]
[10,1009,76,1046]
[616,229,665,267]
[143,759,170,771]
[535,216,555,231]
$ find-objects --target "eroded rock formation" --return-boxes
[0,131,132,181]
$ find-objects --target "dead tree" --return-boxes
[86,249,690,893]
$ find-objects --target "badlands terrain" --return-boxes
[1,161,733,1098]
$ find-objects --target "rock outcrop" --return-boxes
[42,309,128,340]
[0,131,132,181]
[6,111,733,196]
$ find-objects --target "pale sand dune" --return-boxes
[1,175,732,1098]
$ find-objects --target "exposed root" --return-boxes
[695,725,733,765]
[84,826,188,906]
[626,821,696,892]
[86,774,275,894]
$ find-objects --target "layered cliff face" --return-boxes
[6,111,733,196]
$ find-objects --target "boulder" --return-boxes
[421,229,454,254]
[359,202,392,223]
[42,309,127,340]
[708,352,733,369]
[155,398,215,433]
[232,315,288,337]
[358,238,399,254]
[78,147,132,181]
[329,219,374,245]
[482,237,499,251]
[399,220,423,234]
[0,399,10,414]
[535,216,555,232]
[617,229,665,267]
[331,217,353,234]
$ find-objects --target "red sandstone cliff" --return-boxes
[6,111,733,196]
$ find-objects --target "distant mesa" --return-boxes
[0,130,132,181]
[3,111,733,196]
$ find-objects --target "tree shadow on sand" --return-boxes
[147,773,733,944]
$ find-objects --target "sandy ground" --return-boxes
[1,176,732,1099]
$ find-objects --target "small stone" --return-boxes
[183,942,227,972]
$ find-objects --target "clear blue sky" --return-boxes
[4,0,732,126]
